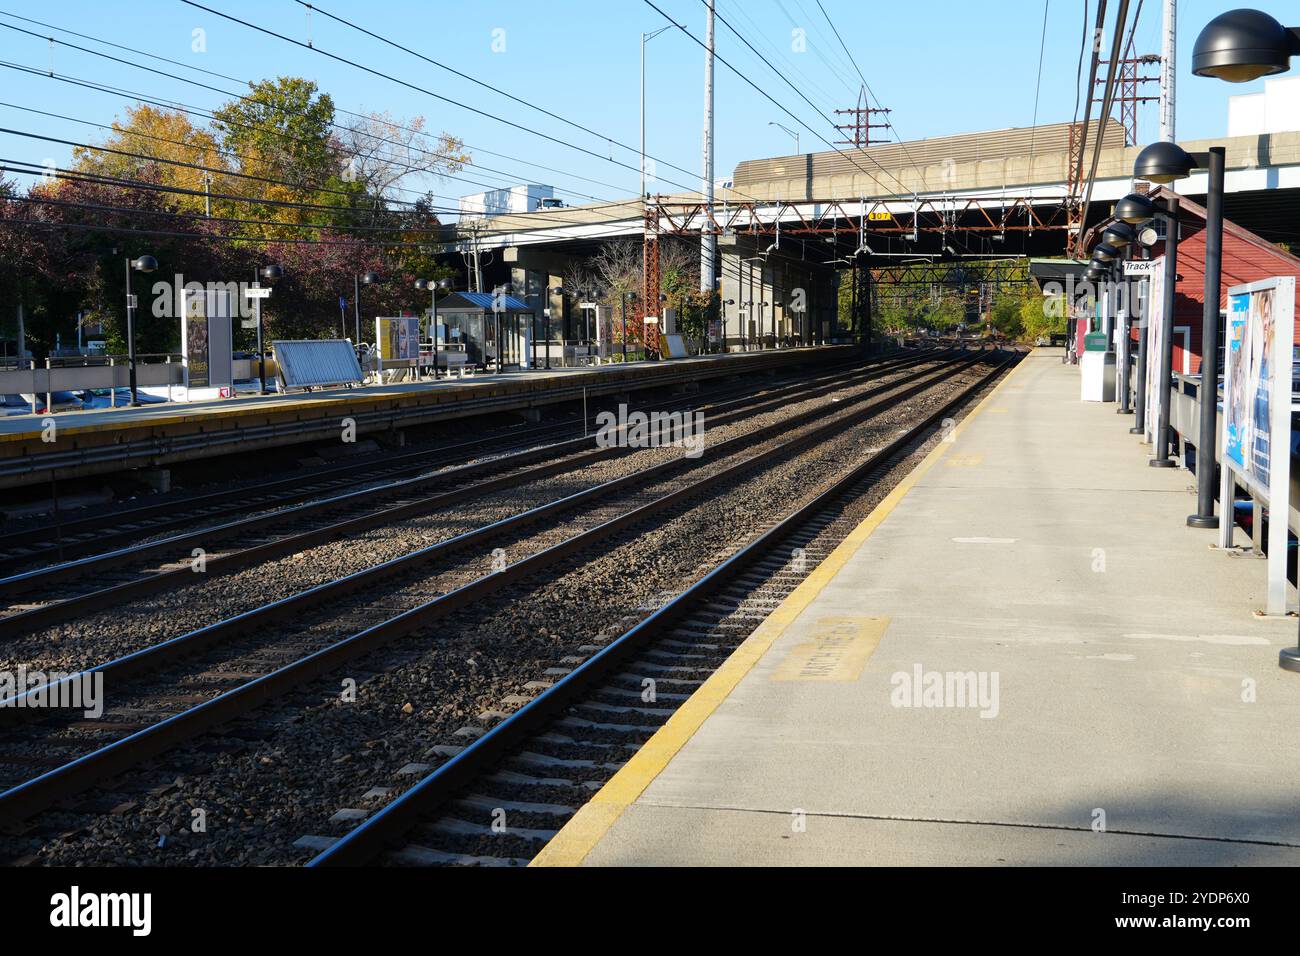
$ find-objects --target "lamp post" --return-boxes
[768,120,799,154]
[1119,159,1185,468]
[490,283,513,375]
[1135,139,1227,510]
[123,254,157,406]
[353,271,380,345]
[1187,146,1227,529]
[641,27,672,200]
[622,291,635,362]
[723,298,735,352]
[1193,6,1300,673]
[545,286,563,370]
[416,278,452,378]
[1115,193,1162,435]
[1101,224,1137,414]
[254,263,282,394]
[652,293,667,360]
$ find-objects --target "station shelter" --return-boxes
[434,292,536,372]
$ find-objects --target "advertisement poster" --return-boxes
[185,307,209,388]
[1222,281,1292,497]
[1219,276,1296,614]
[376,316,420,364]
[1143,256,1165,442]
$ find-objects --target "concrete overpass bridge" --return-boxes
[444,119,1300,349]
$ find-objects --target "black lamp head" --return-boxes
[361,271,380,285]
[1114,193,1159,224]
[1134,141,1198,184]
[260,264,283,284]
[1091,244,1117,262]
[1101,222,1138,248]
[1193,8,1299,83]
[130,255,158,273]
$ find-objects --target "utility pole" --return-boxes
[700,0,716,293]
[202,173,212,218]
[834,86,892,148]
[1159,0,1177,146]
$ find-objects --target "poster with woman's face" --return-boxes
[1224,283,1290,497]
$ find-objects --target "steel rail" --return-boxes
[307,351,1020,866]
[0,352,936,636]
[0,352,970,711]
[0,352,990,824]
[0,350,887,572]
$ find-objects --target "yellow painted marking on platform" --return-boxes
[944,453,984,468]
[770,615,888,681]
[986,407,1009,414]
[530,350,1039,868]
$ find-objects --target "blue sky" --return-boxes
[0,0,1294,213]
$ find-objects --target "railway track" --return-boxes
[304,350,1019,866]
[0,351,995,841]
[0,350,883,576]
[0,350,941,639]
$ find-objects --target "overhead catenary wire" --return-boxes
[175,0,727,202]
[1076,0,1132,239]
[0,158,654,247]
[644,0,907,199]
[0,22,625,207]
[810,0,932,192]
[1026,0,1053,175]
[0,93,635,225]
[0,9,641,204]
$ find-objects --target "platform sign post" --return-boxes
[1143,256,1166,443]
[1218,277,1295,619]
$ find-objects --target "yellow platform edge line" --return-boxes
[530,349,1037,867]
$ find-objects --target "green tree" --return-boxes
[989,293,1026,339]
[211,76,358,234]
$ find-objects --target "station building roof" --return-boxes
[438,292,535,314]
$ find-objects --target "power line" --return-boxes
[0,9,635,203]
[0,92,632,226]
[176,0,716,201]
[811,0,932,190]
[1027,0,1053,170]
[0,146,646,243]
[290,0,704,191]
[646,0,907,199]
[1077,0,1131,248]
[0,20,623,207]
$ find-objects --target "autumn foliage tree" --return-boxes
[0,75,467,358]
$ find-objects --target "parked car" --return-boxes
[76,388,167,409]
[22,390,86,414]
[2,394,31,416]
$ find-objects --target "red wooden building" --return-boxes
[1137,186,1300,374]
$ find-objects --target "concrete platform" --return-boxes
[535,348,1300,867]
[0,346,847,489]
